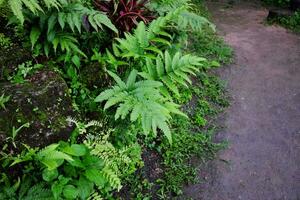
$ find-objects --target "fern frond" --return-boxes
[88,191,103,200]
[178,11,216,32]
[115,19,172,61]
[95,69,185,143]
[139,51,206,97]
[5,0,64,24]
[102,167,122,191]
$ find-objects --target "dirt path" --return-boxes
[183,1,300,200]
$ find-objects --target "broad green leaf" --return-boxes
[85,168,106,187]
[62,144,87,157]
[63,185,78,199]
[48,13,57,33]
[76,176,94,200]
[126,69,137,88]
[42,169,58,182]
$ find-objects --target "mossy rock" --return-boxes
[0,70,76,147]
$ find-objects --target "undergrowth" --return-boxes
[268,11,300,33]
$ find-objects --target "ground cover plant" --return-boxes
[268,11,300,33]
[263,0,300,33]
[0,0,232,199]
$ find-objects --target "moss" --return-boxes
[0,70,77,147]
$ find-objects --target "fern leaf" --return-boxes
[93,13,118,33]
[115,101,133,120]
[157,120,172,144]
[126,69,138,88]
[9,0,24,24]
[107,71,127,88]
[130,103,143,122]
[104,92,128,110]
[95,87,120,102]
[22,0,42,14]
[30,27,41,49]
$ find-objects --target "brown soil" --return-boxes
[183,1,300,200]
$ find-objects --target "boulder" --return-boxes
[0,70,76,148]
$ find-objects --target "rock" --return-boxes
[267,8,294,20]
[0,70,76,148]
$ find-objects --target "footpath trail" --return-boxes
[183,1,300,200]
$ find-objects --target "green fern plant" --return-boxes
[66,117,103,143]
[85,131,142,179]
[27,1,117,57]
[95,69,187,143]
[149,0,215,32]
[114,19,172,61]
[139,51,206,97]
[1,0,66,24]
[178,10,215,32]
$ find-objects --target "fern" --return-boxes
[2,0,65,24]
[27,1,117,57]
[95,69,187,143]
[115,19,172,61]
[45,3,117,33]
[102,167,121,191]
[35,143,74,170]
[0,179,52,200]
[149,0,215,32]
[178,11,215,32]
[86,131,142,191]
[22,183,53,200]
[88,191,103,200]
[139,51,206,97]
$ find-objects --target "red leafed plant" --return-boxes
[94,0,155,32]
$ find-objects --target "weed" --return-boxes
[268,11,300,33]
[0,94,10,110]
[0,33,12,49]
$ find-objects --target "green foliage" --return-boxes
[187,27,233,64]
[0,179,53,200]
[268,11,300,33]
[158,116,222,197]
[7,61,43,84]
[1,0,64,24]
[0,33,12,49]
[85,131,143,185]
[139,51,206,97]
[1,141,127,199]
[66,117,103,143]
[0,0,231,199]
[6,123,30,148]
[95,69,186,144]
[26,1,117,58]
[262,0,290,7]
[114,20,172,61]
[149,0,215,32]
[0,93,10,110]
[177,10,215,32]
